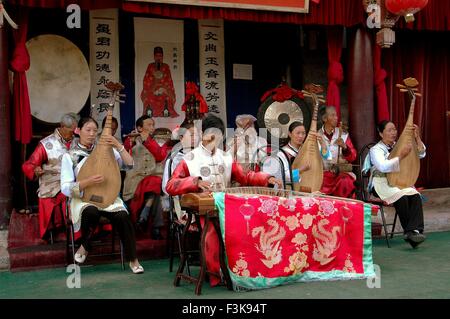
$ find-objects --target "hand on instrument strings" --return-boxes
[312,132,327,149]
[101,135,121,149]
[268,177,283,189]
[90,174,104,184]
[309,131,319,140]
[197,179,212,192]
[83,174,104,189]
[399,143,413,160]
[34,166,44,177]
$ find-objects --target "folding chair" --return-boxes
[65,198,125,269]
[357,143,401,248]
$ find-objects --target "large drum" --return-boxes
[26,34,90,124]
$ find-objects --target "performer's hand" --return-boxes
[399,143,413,159]
[197,179,212,192]
[413,124,425,152]
[336,137,347,149]
[309,131,319,140]
[88,174,104,186]
[312,132,327,149]
[101,135,121,149]
[268,177,283,189]
[34,167,44,177]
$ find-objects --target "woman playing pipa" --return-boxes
[366,78,427,248]
[60,82,144,273]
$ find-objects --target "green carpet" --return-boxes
[1,231,450,299]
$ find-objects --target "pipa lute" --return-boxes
[291,84,326,193]
[76,82,125,208]
[387,77,422,189]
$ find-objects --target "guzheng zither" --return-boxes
[180,187,376,292]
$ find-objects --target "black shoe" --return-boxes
[405,231,425,248]
[152,228,163,240]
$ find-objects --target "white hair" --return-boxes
[60,113,79,128]
[321,106,336,122]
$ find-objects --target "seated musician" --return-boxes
[262,121,330,189]
[226,114,268,172]
[22,113,78,241]
[318,106,357,198]
[162,121,200,224]
[60,117,144,274]
[166,114,282,286]
[123,115,171,239]
[367,120,426,248]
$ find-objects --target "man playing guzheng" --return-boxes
[166,114,282,286]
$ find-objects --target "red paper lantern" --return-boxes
[385,0,429,23]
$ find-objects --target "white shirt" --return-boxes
[60,146,125,198]
[369,140,426,174]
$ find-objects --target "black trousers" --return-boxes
[372,190,424,234]
[80,206,137,261]
[393,194,425,234]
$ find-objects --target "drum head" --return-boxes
[26,34,90,124]
[257,96,311,141]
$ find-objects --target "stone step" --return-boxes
[0,247,9,270]
[421,188,450,208]
[0,230,7,248]
[7,237,167,272]
[0,231,9,270]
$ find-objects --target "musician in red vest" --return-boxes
[318,106,357,198]
[166,114,282,286]
[22,113,78,240]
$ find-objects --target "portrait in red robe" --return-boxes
[140,47,178,118]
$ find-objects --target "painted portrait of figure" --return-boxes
[140,46,178,118]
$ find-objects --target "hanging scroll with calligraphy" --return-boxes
[90,9,121,138]
[198,19,227,127]
[134,17,185,130]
